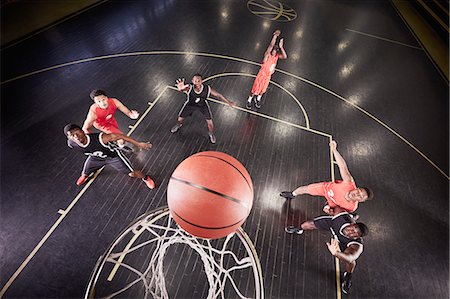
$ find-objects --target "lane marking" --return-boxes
[345,28,423,50]
[1,51,445,179]
[202,72,310,128]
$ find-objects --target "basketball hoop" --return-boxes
[85,207,264,299]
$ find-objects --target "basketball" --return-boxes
[167,151,254,239]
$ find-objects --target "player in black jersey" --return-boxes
[285,206,368,295]
[63,124,155,189]
[170,74,235,144]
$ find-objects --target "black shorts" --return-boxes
[81,152,134,175]
[313,215,333,231]
[178,102,213,120]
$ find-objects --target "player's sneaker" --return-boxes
[143,175,155,189]
[246,100,252,109]
[255,99,261,109]
[285,226,303,234]
[280,191,295,200]
[342,272,352,294]
[76,174,89,186]
[171,123,182,133]
[209,132,216,144]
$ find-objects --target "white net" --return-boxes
[85,207,264,299]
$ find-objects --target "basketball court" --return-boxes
[1,1,448,298]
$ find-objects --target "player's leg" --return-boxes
[202,103,216,144]
[172,102,191,133]
[77,156,104,185]
[342,261,356,294]
[109,153,155,189]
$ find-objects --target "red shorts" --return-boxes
[251,71,271,95]
[93,123,122,134]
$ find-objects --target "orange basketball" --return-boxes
[167,151,254,239]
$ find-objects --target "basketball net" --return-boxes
[85,207,264,299]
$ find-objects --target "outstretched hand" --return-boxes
[228,100,236,108]
[176,78,188,91]
[326,238,341,256]
[273,30,281,36]
[129,110,139,119]
[137,142,152,151]
[279,38,284,48]
[329,140,337,151]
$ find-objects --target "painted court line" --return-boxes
[346,28,423,50]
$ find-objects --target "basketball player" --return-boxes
[280,140,373,213]
[285,206,368,294]
[64,124,155,189]
[170,74,235,144]
[82,89,139,151]
[246,30,288,109]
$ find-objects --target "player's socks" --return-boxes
[142,175,155,189]
[255,95,262,108]
[280,191,295,200]
[246,96,252,109]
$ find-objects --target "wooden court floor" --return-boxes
[1,1,448,298]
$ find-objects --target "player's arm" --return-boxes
[330,140,353,182]
[210,88,235,107]
[175,78,190,93]
[82,109,97,133]
[278,38,288,59]
[102,133,152,150]
[113,98,139,119]
[264,30,280,57]
[327,238,362,263]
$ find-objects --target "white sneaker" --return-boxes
[171,123,182,133]
[208,132,216,144]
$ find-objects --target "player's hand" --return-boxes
[329,140,337,151]
[273,30,281,36]
[228,100,236,108]
[326,238,340,256]
[176,78,188,91]
[138,142,152,150]
[279,38,284,47]
[323,205,333,215]
[129,110,139,119]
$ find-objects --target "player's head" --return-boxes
[348,187,373,202]
[192,74,203,87]
[343,222,368,239]
[64,123,87,144]
[271,45,280,56]
[90,89,109,109]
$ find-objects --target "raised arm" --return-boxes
[327,238,363,264]
[330,140,353,182]
[82,108,97,133]
[102,133,152,150]
[278,38,288,59]
[176,78,190,93]
[210,88,235,107]
[264,30,281,57]
[113,98,139,119]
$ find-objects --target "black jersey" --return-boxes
[186,84,211,107]
[67,133,119,159]
[330,212,364,252]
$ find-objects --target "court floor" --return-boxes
[1,1,448,298]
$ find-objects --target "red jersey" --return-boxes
[324,180,358,212]
[251,54,279,95]
[90,98,121,134]
[259,53,279,76]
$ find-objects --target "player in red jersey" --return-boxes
[82,89,139,150]
[280,140,373,214]
[246,30,287,109]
